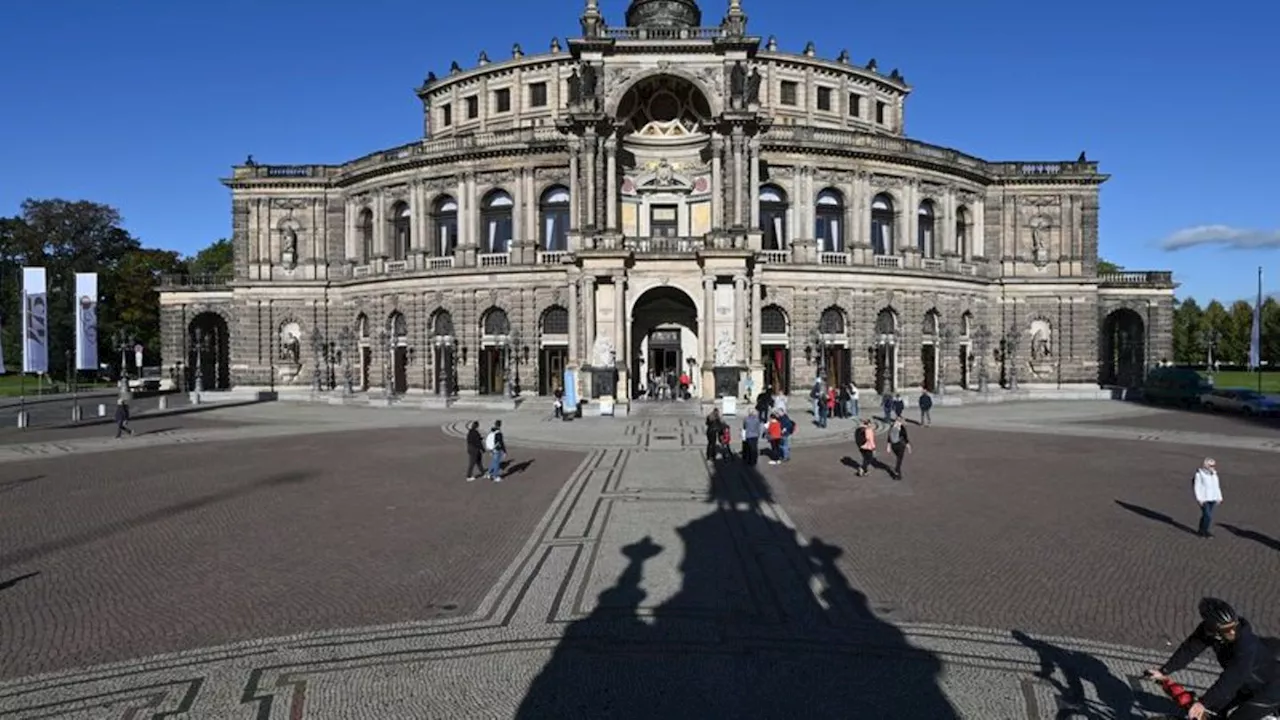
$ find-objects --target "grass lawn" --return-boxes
[0,374,115,397]
[1202,370,1280,393]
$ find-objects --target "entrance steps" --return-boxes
[628,398,705,418]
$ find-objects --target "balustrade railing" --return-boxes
[819,252,850,266]
[385,260,409,273]
[1098,270,1174,287]
[427,256,455,270]
[759,250,789,264]
[538,250,569,265]
[874,255,904,269]
[958,263,978,276]
[158,273,233,289]
[922,258,946,272]
[478,252,510,268]
[352,265,372,278]
[604,26,724,40]
[627,236,702,254]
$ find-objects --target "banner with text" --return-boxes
[22,267,48,373]
[76,272,100,371]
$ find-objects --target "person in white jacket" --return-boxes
[1193,457,1223,538]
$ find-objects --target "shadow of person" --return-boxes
[1218,523,1280,552]
[517,453,958,718]
[1011,629,1150,719]
[501,459,536,476]
[1114,500,1198,536]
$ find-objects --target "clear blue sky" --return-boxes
[1,0,1276,302]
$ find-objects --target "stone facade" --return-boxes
[158,0,1174,401]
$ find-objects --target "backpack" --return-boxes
[484,430,497,452]
[781,416,795,436]
[855,427,867,446]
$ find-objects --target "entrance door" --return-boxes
[823,346,849,388]
[959,344,970,389]
[762,346,790,394]
[393,346,409,393]
[359,346,372,391]
[921,344,938,392]
[480,348,506,395]
[539,347,568,395]
[875,344,896,394]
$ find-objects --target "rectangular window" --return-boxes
[875,100,886,124]
[441,103,453,126]
[816,87,832,111]
[466,96,479,119]
[529,82,548,107]
[780,81,798,106]
[650,205,679,237]
[848,93,861,118]
[494,88,511,113]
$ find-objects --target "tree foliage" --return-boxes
[1097,258,1122,274]
[1171,295,1280,367]
[0,198,216,378]
[185,238,233,277]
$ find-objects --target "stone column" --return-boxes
[702,275,715,399]
[582,275,596,362]
[584,128,598,229]
[748,137,761,230]
[711,134,724,230]
[944,191,957,255]
[605,136,618,231]
[750,278,762,365]
[373,193,388,258]
[733,275,747,364]
[974,199,986,258]
[613,275,626,397]
[345,200,357,261]
[568,273,579,365]
[411,181,424,256]
[905,181,919,254]
[731,127,745,226]
[568,138,581,231]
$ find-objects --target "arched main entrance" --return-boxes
[187,312,231,390]
[631,286,698,400]
[1101,308,1146,387]
[387,311,409,394]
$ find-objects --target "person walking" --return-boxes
[741,410,761,466]
[892,393,906,421]
[822,385,836,427]
[810,377,824,423]
[887,416,911,480]
[1193,457,1223,538]
[919,388,934,426]
[766,412,783,464]
[755,385,773,421]
[881,392,894,421]
[114,379,134,438]
[465,421,485,481]
[855,419,876,476]
[705,408,724,461]
[848,383,860,420]
[553,386,564,418]
[778,409,796,463]
[484,420,507,482]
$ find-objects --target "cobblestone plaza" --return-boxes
[0,399,1276,718]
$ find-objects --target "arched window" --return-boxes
[761,305,788,335]
[482,307,511,336]
[358,208,374,262]
[431,196,458,258]
[918,200,937,258]
[539,186,570,252]
[356,313,370,342]
[541,306,569,335]
[815,189,844,253]
[759,185,789,251]
[390,202,411,261]
[430,310,455,337]
[955,206,970,258]
[819,307,846,335]
[481,190,514,254]
[388,311,409,338]
[871,194,895,255]
[922,310,940,337]
[961,311,973,337]
[875,308,897,336]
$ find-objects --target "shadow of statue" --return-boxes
[1011,629,1156,719]
[516,453,958,718]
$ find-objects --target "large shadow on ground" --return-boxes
[516,452,958,718]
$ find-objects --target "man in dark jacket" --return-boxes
[485,420,507,482]
[887,417,911,480]
[465,421,485,482]
[1148,597,1280,719]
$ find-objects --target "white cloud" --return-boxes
[1159,225,1280,251]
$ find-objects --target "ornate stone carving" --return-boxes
[478,169,516,186]
[591,335,616,368]
[281,228,298,269]
[1028,215,1052,268]
[1023,195,1061,207]
[535,167,570,183]
[695,65,725,100]
[1028,318,1052,361]
[386,184,410,200]
[870,174,906,189]
[270,198,311,210]
[714,329,737,366]
[279,322,302,365]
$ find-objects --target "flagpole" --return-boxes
[1258,266,1264,394]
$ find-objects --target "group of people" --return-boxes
[644,369,693,401]
[464,419,507,482]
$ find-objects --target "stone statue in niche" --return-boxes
[730,62,747,107]
[1028,216,1051,268]
[279,322,302,367]
[746,68,762,106]
[655,158,675,186]
[1028,319,1052,361]
[281,227,298,268]
[567,68,581,105]
[714,329,737,366]
[591,335,616,368]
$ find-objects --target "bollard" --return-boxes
[98,403,107,417]
[17,410,29,428]
[158,396,168,410]
[71,406,82,422]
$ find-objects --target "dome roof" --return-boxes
[625,0,702,28]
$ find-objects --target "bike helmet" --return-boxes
[1198,597,1239,629]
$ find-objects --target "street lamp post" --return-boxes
[939,325,956,396]
[808,328,827,379]
[380,330,392,400]
[310,333,325,393]
[1005,330,1021,392]
[1201,329,1220,380]
[193,327,205,401]
[975,324,991,393]
[337,325,355,396]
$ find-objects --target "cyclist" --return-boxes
[1147,597,1280,719]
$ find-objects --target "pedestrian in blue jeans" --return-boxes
[1192,457,1222,538]
[485,420,507,483]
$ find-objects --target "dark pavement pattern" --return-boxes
[0,413,243,445]
[0,392,192,432]
[768,420,1280,651]
[1082,406,1280,437]
[0,428,584,679]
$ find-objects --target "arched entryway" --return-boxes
[816,306,850,388]
[538,306,569,395]
[872,308,898,394]
[186,312,231,390]
[429,310,456,396]
[1101,308,1146,387]
[920,310,941,392]
[759,305,790,394]
[479,308,512,396]
[387,311,409,394]
[631,286,698,400]
[356,314,371,391]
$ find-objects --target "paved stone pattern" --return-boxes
[0,427,584,679]
[0,400,1267,718]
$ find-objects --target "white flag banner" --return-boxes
[75,272,99,371]
[21,267,48,374]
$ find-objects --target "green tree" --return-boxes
[1097,258,1122,274]
[1171,297,1205,364]
[1202,301,1230,366]
[105,248,185,364]
[185,238,233,277]
[1263,297,1280,367]
[1220,300,1254,365]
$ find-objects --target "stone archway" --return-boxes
[187,312,231,390]
[631,285,699,400]
[1101,308,1146,387]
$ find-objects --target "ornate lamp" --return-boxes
[974,324,991,393]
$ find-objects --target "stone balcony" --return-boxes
[1097,271,1175,288]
